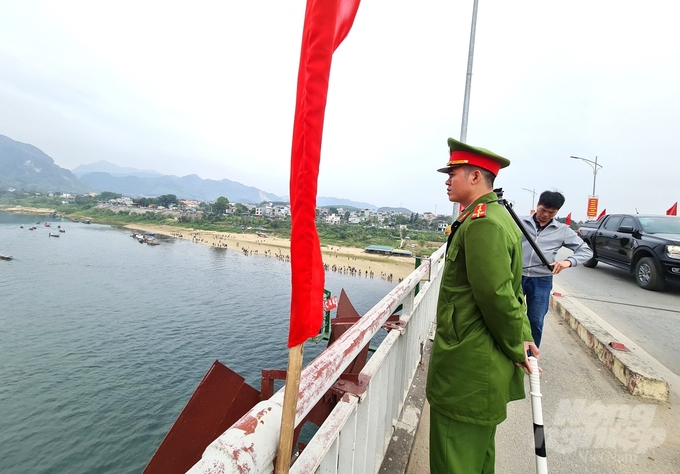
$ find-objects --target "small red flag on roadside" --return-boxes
[565,212,572,225]
[667,202,678,216]
[597,209,606,220]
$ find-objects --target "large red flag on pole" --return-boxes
[288,0,361,348]
[277,2,361,472]
[667,202,678,216]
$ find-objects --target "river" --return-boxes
[0,211,399,473]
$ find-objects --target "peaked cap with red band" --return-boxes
[437,137,511,176]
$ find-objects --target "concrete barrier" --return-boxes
[549,291,669,402]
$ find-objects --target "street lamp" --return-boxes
[570,155,603,196]
[522,187,537,211]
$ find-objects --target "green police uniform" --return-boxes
[426,140,533,473]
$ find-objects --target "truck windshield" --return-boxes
[638,217,680,234]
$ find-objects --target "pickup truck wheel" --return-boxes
[583,257,598,268]
[635,257,666,291]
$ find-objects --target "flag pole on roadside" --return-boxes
[276,1,361,472]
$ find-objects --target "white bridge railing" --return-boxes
[188,243,447,474]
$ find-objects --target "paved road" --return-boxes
[554,247,680,377]
[406,310,680,473]
[403,247,680,473]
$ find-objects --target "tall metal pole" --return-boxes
[522,187,537,211]
[452,0,480,220]
[570,155,603,196]
[460,0,479,143]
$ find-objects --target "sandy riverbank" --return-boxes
[124,223,419,281]
[0,206,57,214]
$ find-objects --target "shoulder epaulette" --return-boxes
[457,211,471,223]
[470,203,487,219]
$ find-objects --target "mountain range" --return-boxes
[0,134,397,210]
[0,134,89,193]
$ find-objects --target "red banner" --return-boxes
[288,0,361,348]
[586,197,598,218]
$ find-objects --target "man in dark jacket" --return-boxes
[426,138,538,473]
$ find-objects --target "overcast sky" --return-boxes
[1,1,678,219]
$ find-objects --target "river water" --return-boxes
[0,211,399,473]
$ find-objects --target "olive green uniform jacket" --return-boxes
[426,191,533,426]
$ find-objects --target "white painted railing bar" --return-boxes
[188,244,447,474]
[291,244,446,473]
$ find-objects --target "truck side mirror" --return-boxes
[617,225,634,234]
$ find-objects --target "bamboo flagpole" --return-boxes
[276,1,361,472]
[275,344,304,472]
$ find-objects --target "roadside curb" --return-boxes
[549,290,670,402]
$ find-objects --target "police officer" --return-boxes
[426,138,538,473]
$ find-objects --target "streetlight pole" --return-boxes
[460,0,479,144]
[522,187,537,211]
[452,0,480,220]
[570,155,603,196]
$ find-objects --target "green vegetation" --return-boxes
[0,191,447,255]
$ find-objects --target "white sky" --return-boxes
[1,0,679,219]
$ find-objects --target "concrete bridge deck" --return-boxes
[384,286,680,473]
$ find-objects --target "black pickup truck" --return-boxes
[577,214,680,290]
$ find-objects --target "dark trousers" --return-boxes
[521,275,553,347]
[430,407,497,473]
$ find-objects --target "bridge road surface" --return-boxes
[551,247,680,378]
[405,248,680,473]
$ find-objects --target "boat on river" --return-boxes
[49,233,60,238]
[0,253,12,260]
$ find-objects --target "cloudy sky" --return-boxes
[1,1,678,219]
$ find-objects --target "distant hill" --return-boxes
[0,133,387,207]
[0,134,90,193]
[72,161,163,178]
[78,172,284,204]
[315,197,378,210]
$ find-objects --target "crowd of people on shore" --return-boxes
[161,230,403,282]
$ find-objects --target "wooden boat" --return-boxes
[0,254,12,260]
[59,229,66,233]
[49,233,60,238]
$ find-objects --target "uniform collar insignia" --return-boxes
[470,203,487,219]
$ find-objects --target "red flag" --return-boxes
[565,213,572,225]
[597,209,606,220]
[288,0,361,348]
[667,202,678,216]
